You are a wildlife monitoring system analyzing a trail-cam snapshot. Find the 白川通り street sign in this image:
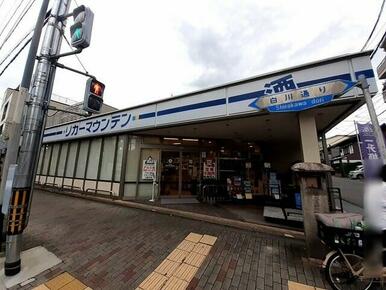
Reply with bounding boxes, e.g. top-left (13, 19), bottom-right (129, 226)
top-left (249, 78), bottom-right (356, 113)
